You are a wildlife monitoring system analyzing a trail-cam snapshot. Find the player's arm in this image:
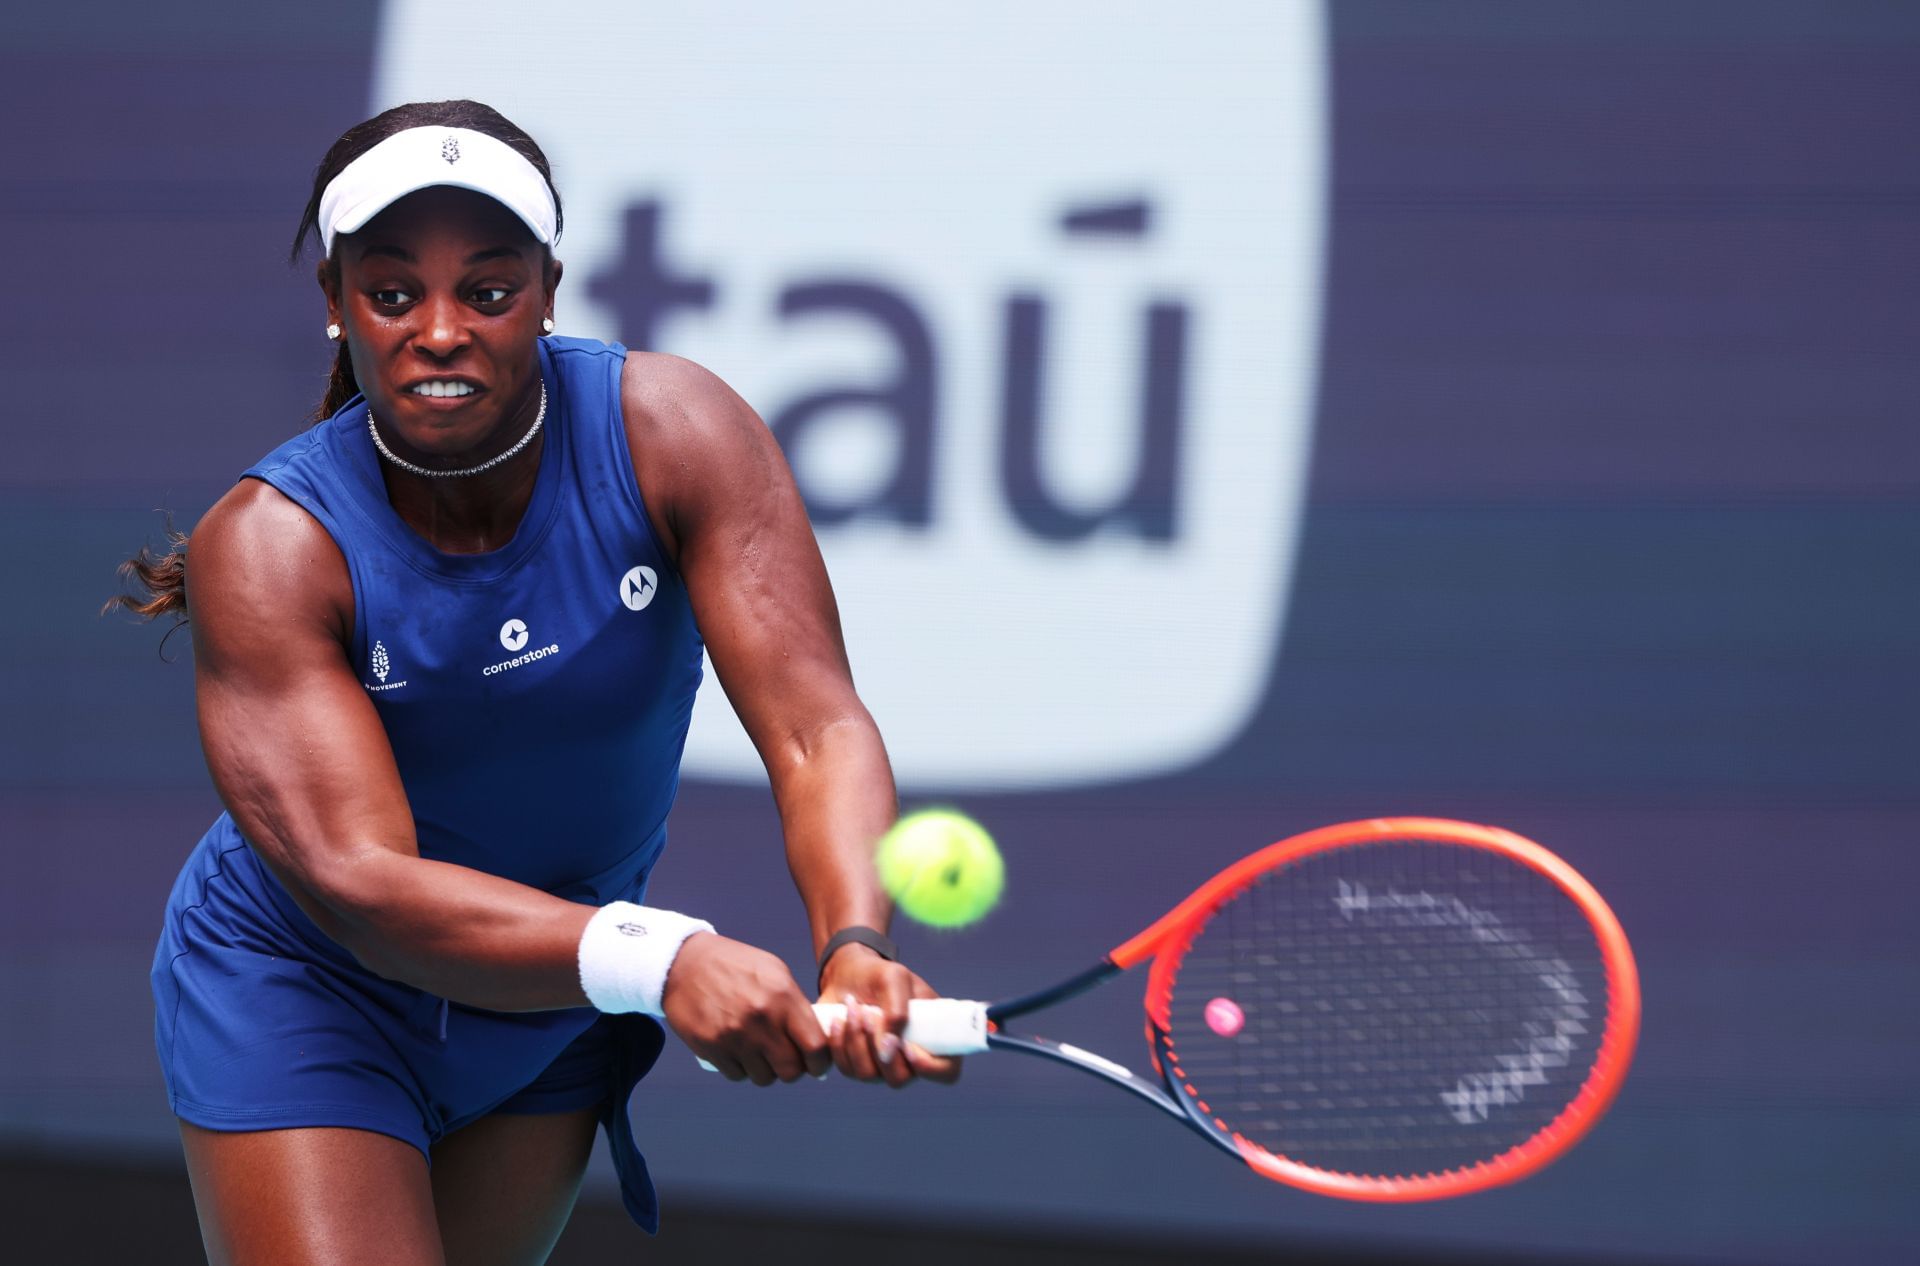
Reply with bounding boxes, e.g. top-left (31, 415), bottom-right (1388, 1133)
top-left (188, 480), bottom-right (823, 1081)
top-left (623, 352), bottom-right (959, 1086)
